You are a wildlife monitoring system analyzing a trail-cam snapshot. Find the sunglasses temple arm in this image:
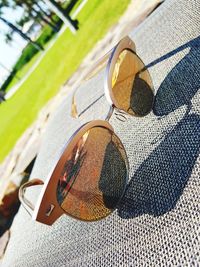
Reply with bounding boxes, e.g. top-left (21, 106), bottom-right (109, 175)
top-left (71, 48), bottom-right (113, 119)
top-left (84, 48), bottom-right (113, 81)
top-left (19, 179), bottom-right (44, 216)
top-left (71, 94), bottom-right (79, 118)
